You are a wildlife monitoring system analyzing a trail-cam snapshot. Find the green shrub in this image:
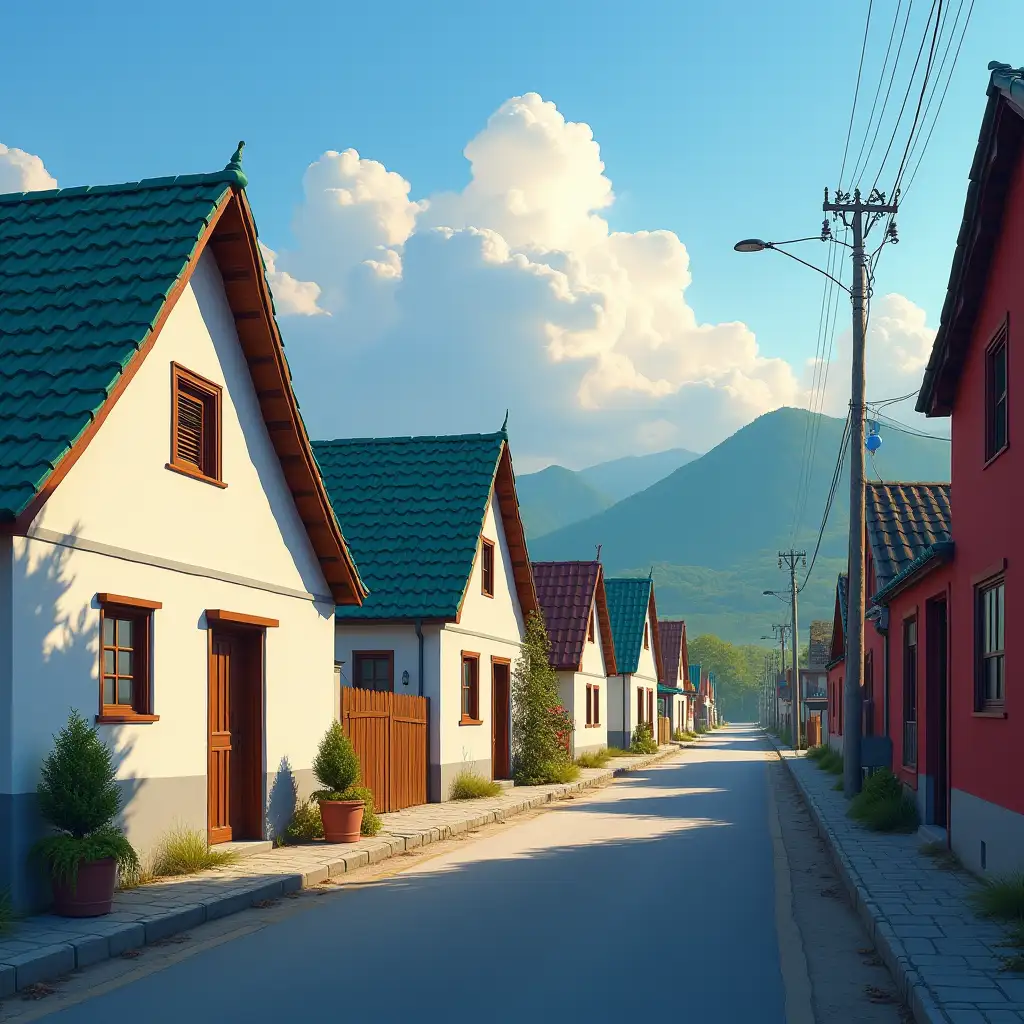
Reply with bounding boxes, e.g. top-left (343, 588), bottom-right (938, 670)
top-left (818, 749), bottom-right (844, 775)
top-left (150, 826), bottom-right (237, 876)
top-left (283, 802), bottom-right (325, 843)
top-left (33, 711), bottom-right (139, 886)
top-left (848, 769), bottom-right (919, 832)
top-left (546, 761), bottom-right (581, 784)
top-left (0, 888), bottom-right (11, 933)
top-left (350, 786), bottom-right (381, 836)
top-left (575, 749), bottom-right (612, 769)
top-left (311, 722), bottom-right (361, 799)
top-left (606, 747), bottom-right (632, 757)
top-left (972, 874), bottom-right (1024, 922)
top-left (449, 771), bottom-right (504, 800)
top-left (673, 729), bottom-right (699, 742)
top-left (512, 611), bottom-right (576, 785)
top-left (806, 744), bottom-right (829, 762)
top-left (629, 721), bottom-right (658, 755)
